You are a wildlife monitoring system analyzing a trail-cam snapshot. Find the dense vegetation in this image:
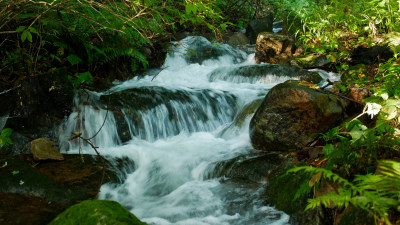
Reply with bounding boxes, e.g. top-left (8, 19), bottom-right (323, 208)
top-left (275, 0), bottom-right (400, 224)
top-left (0, 0), bottom-right (264, 88)
top-left (1, 0), bottom-right (400, 224)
